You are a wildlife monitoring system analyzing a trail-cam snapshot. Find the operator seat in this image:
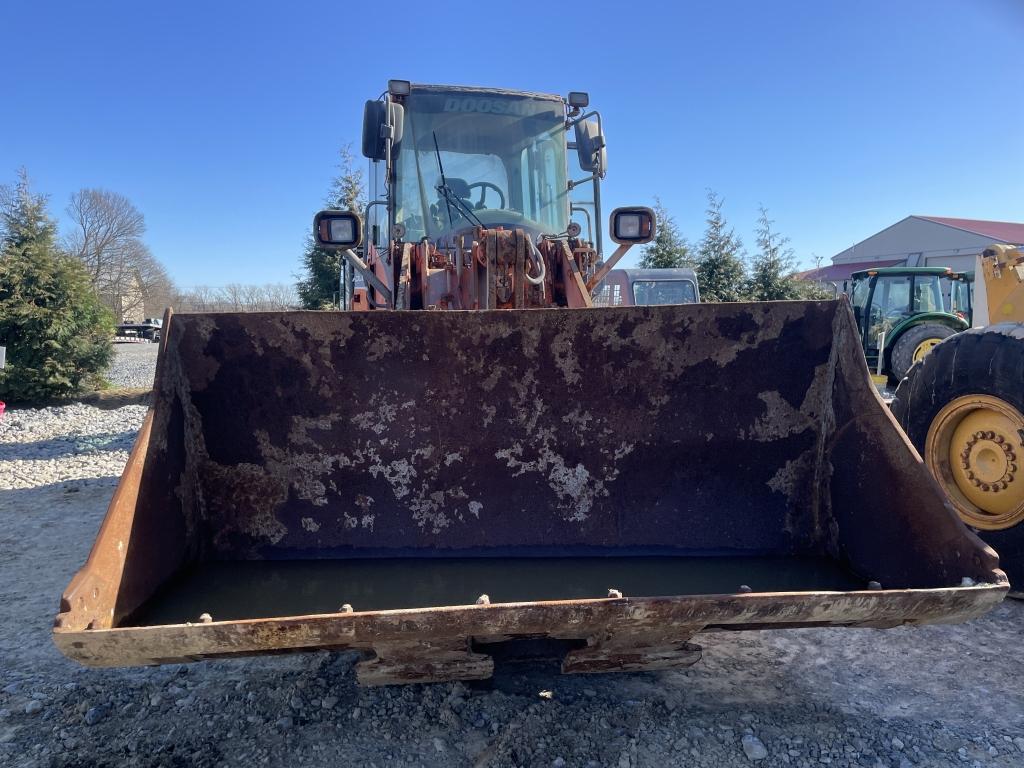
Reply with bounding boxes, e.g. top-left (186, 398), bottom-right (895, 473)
top-left (446, 177), bottom-right (478, 211)
top-left (915, 285), bottom-right (935, 312)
